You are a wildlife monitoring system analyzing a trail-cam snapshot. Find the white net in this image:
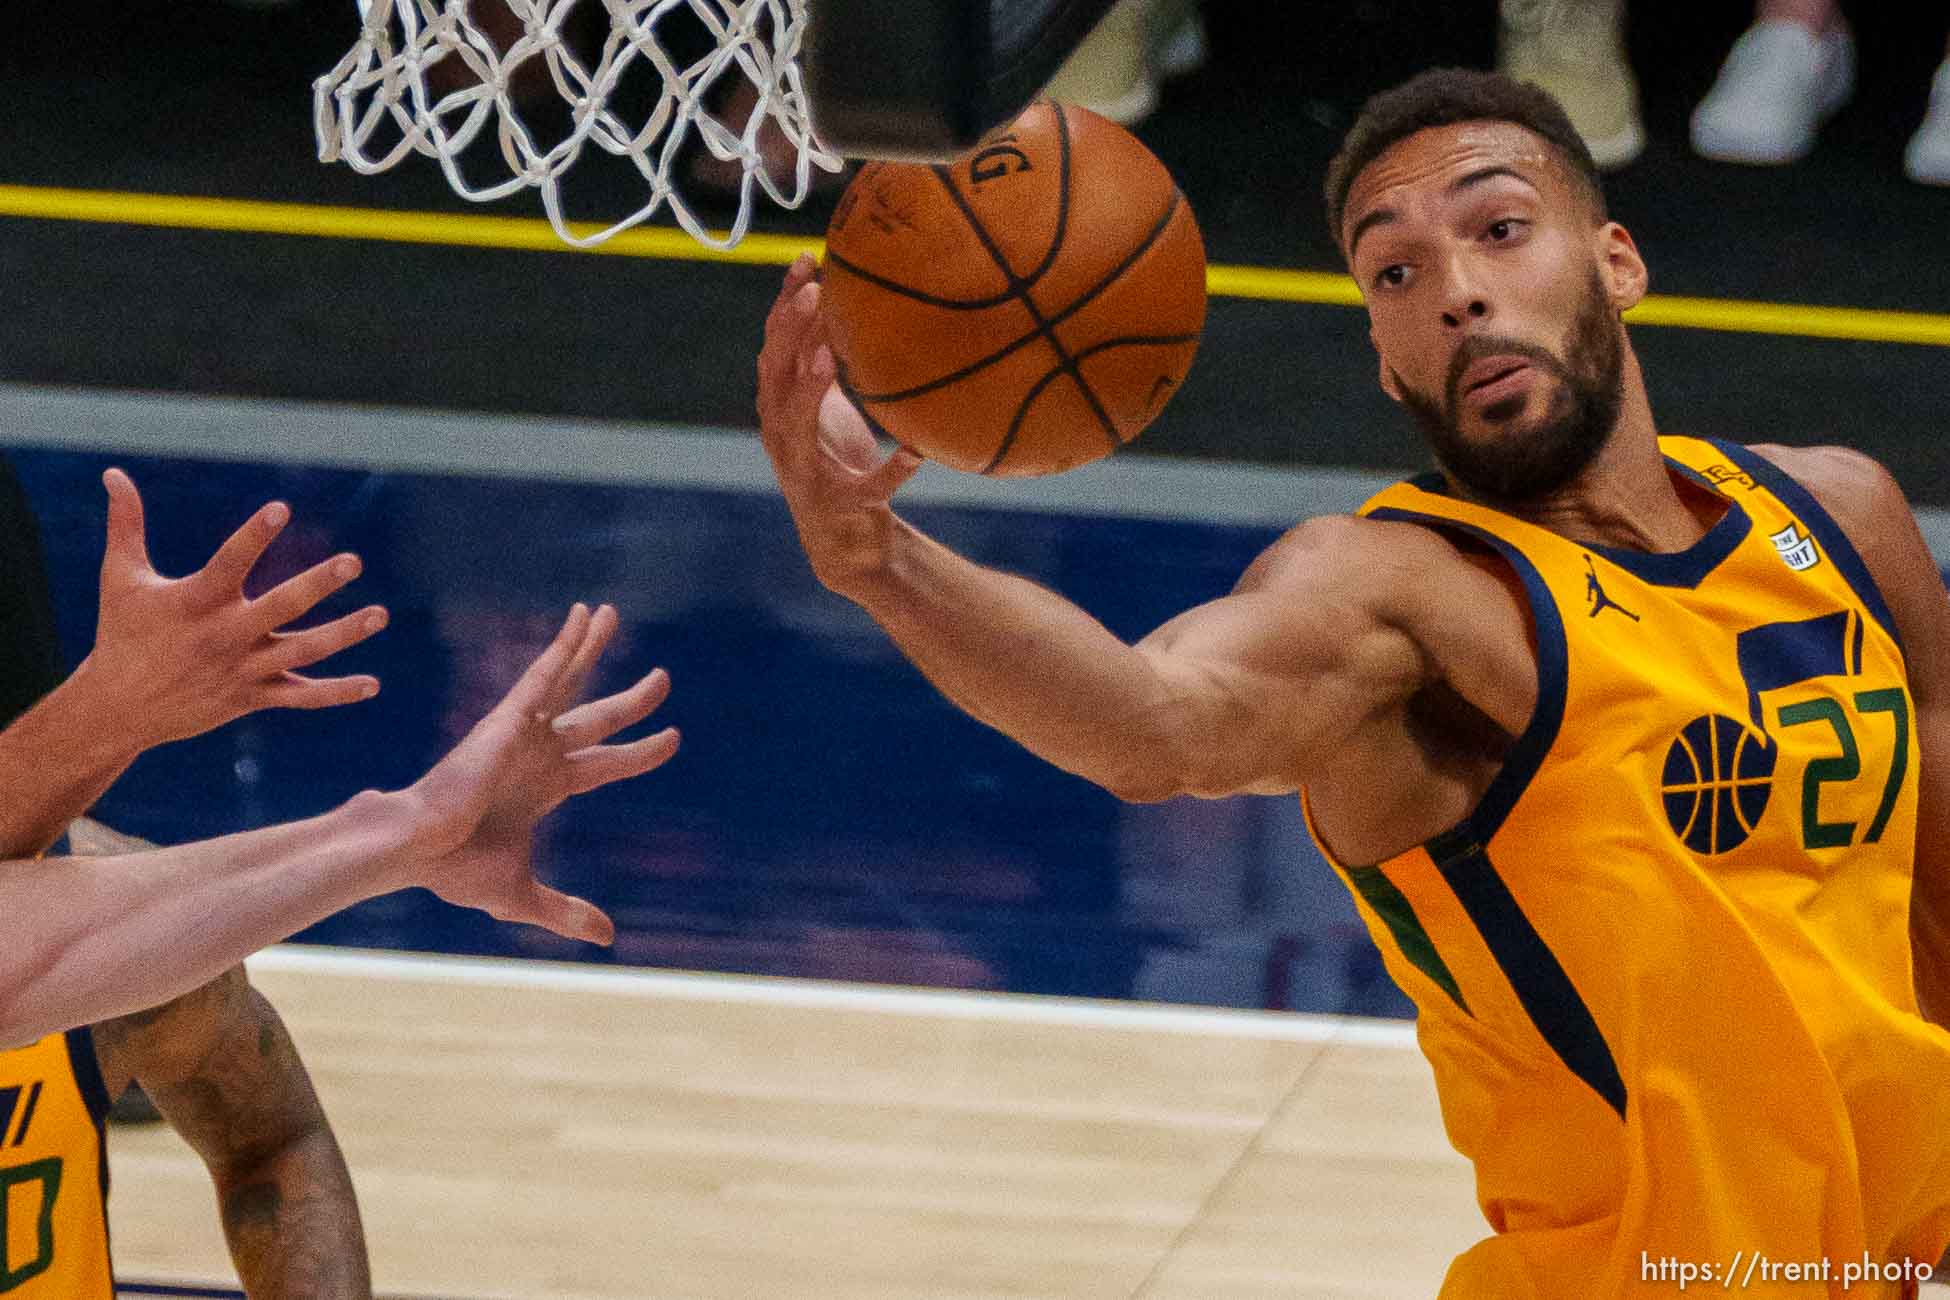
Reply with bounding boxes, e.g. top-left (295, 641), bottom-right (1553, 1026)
top-left (314, 0), bottom-right (842, 249)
